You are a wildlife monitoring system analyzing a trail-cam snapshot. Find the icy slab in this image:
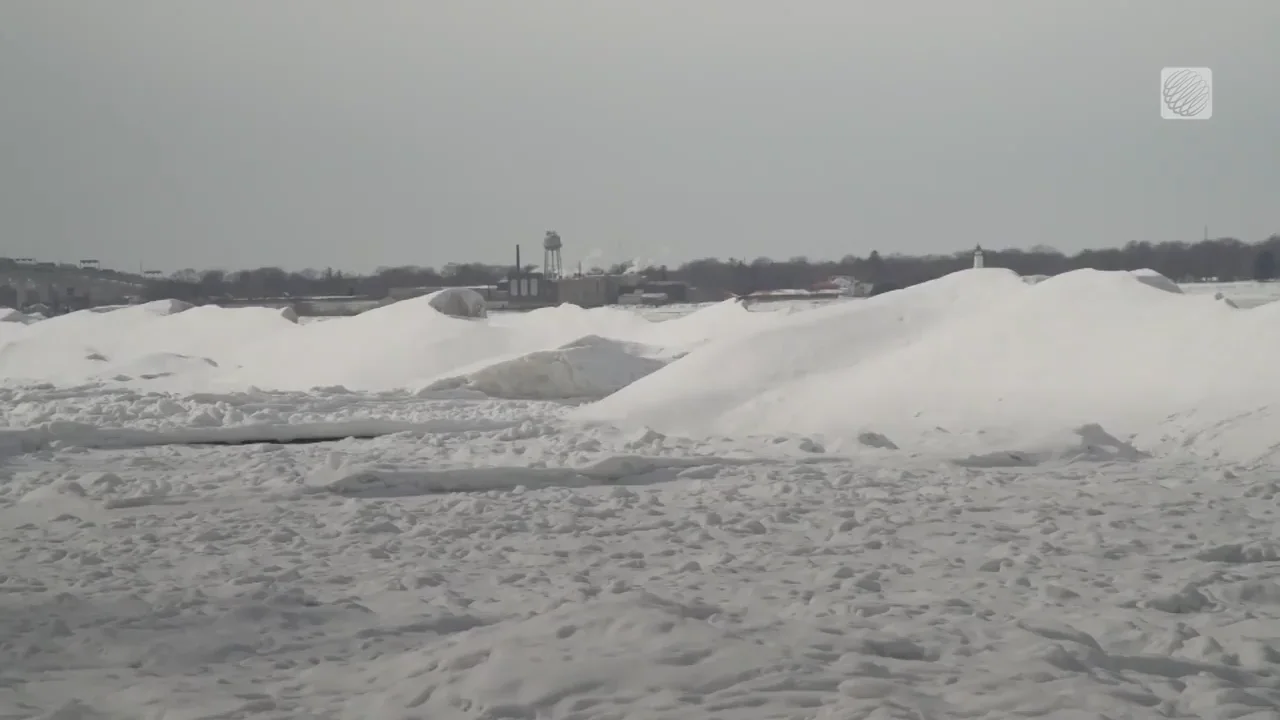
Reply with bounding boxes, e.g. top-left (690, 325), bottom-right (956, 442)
top-left (1, 416), bottom-right (522, 453)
